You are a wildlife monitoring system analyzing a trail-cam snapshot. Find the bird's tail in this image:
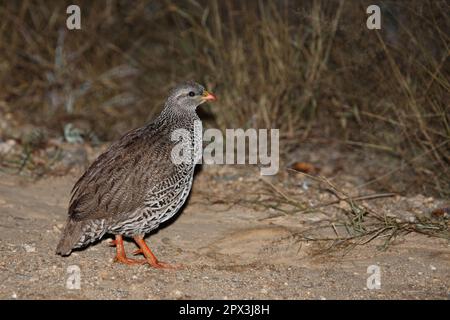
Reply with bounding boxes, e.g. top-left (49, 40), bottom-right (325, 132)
top-left (55, 219), bottom-right (84, 256)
